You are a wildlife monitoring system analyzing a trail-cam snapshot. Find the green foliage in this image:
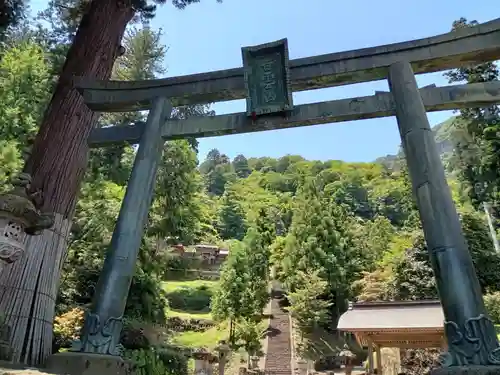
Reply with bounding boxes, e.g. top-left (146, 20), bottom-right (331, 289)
top-left (0, 0), bottom-right (26, 40)
top-left (0, 39), bottom-right (50, 144)
top-left (352, 216), bottom-right (395, 269)
top-left (123, 346), bottom-right (188, 375)
top-left (461, 211), bottom-right (500, 292)
top-left (166, 285), bottom-right (213, 312)
top-left (484, 292), bottom-right (500, 325)
top-left (200, 149), bottom-right (236, 196)
top-left (0, 140), bottom-right (23, 193)
top-left (232, 154), bottom-right (251, 178)
top-left (149, 140), bottom-right (206, 246)
top-left (287, 270), bottom-right (331, 333)
top-left (390, 212), bottom-right (500, 300)
top-left (240, 228), bottom-right (270, 316)
top-left (217, 187), bottom-right (247, 241)
top-left (53, 307), bottom-right (85, 351)
top-left (233, 319), bottom-right (265, 356)
top-left (211, 229), bottom-right (269, 325)
top-left (444, 18), bottom-right (500, 221)
top-left (125, 261), bottom-right (170, 324)
top-left (55, 25), bottom-right (216, 329)
top-left (0, 39), bottom-right (50, 183)
top-left (270, 235), bottom-right (287, 281)
top-left (352, 269), bottom-right (392, 302)
top-left (281, 181), bottom-right (364, 324)
top-left (390, 235), bottom-right (437, 301)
